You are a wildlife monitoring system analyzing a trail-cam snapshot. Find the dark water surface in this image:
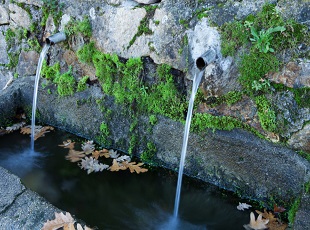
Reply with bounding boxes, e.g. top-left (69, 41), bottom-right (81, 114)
top-left (0, 129), bottom-right (250, 230)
